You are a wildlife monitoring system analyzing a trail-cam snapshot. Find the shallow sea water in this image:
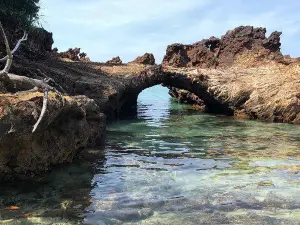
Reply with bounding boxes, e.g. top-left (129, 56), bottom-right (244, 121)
top-left (1, 85), bottom-right (300, 225)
